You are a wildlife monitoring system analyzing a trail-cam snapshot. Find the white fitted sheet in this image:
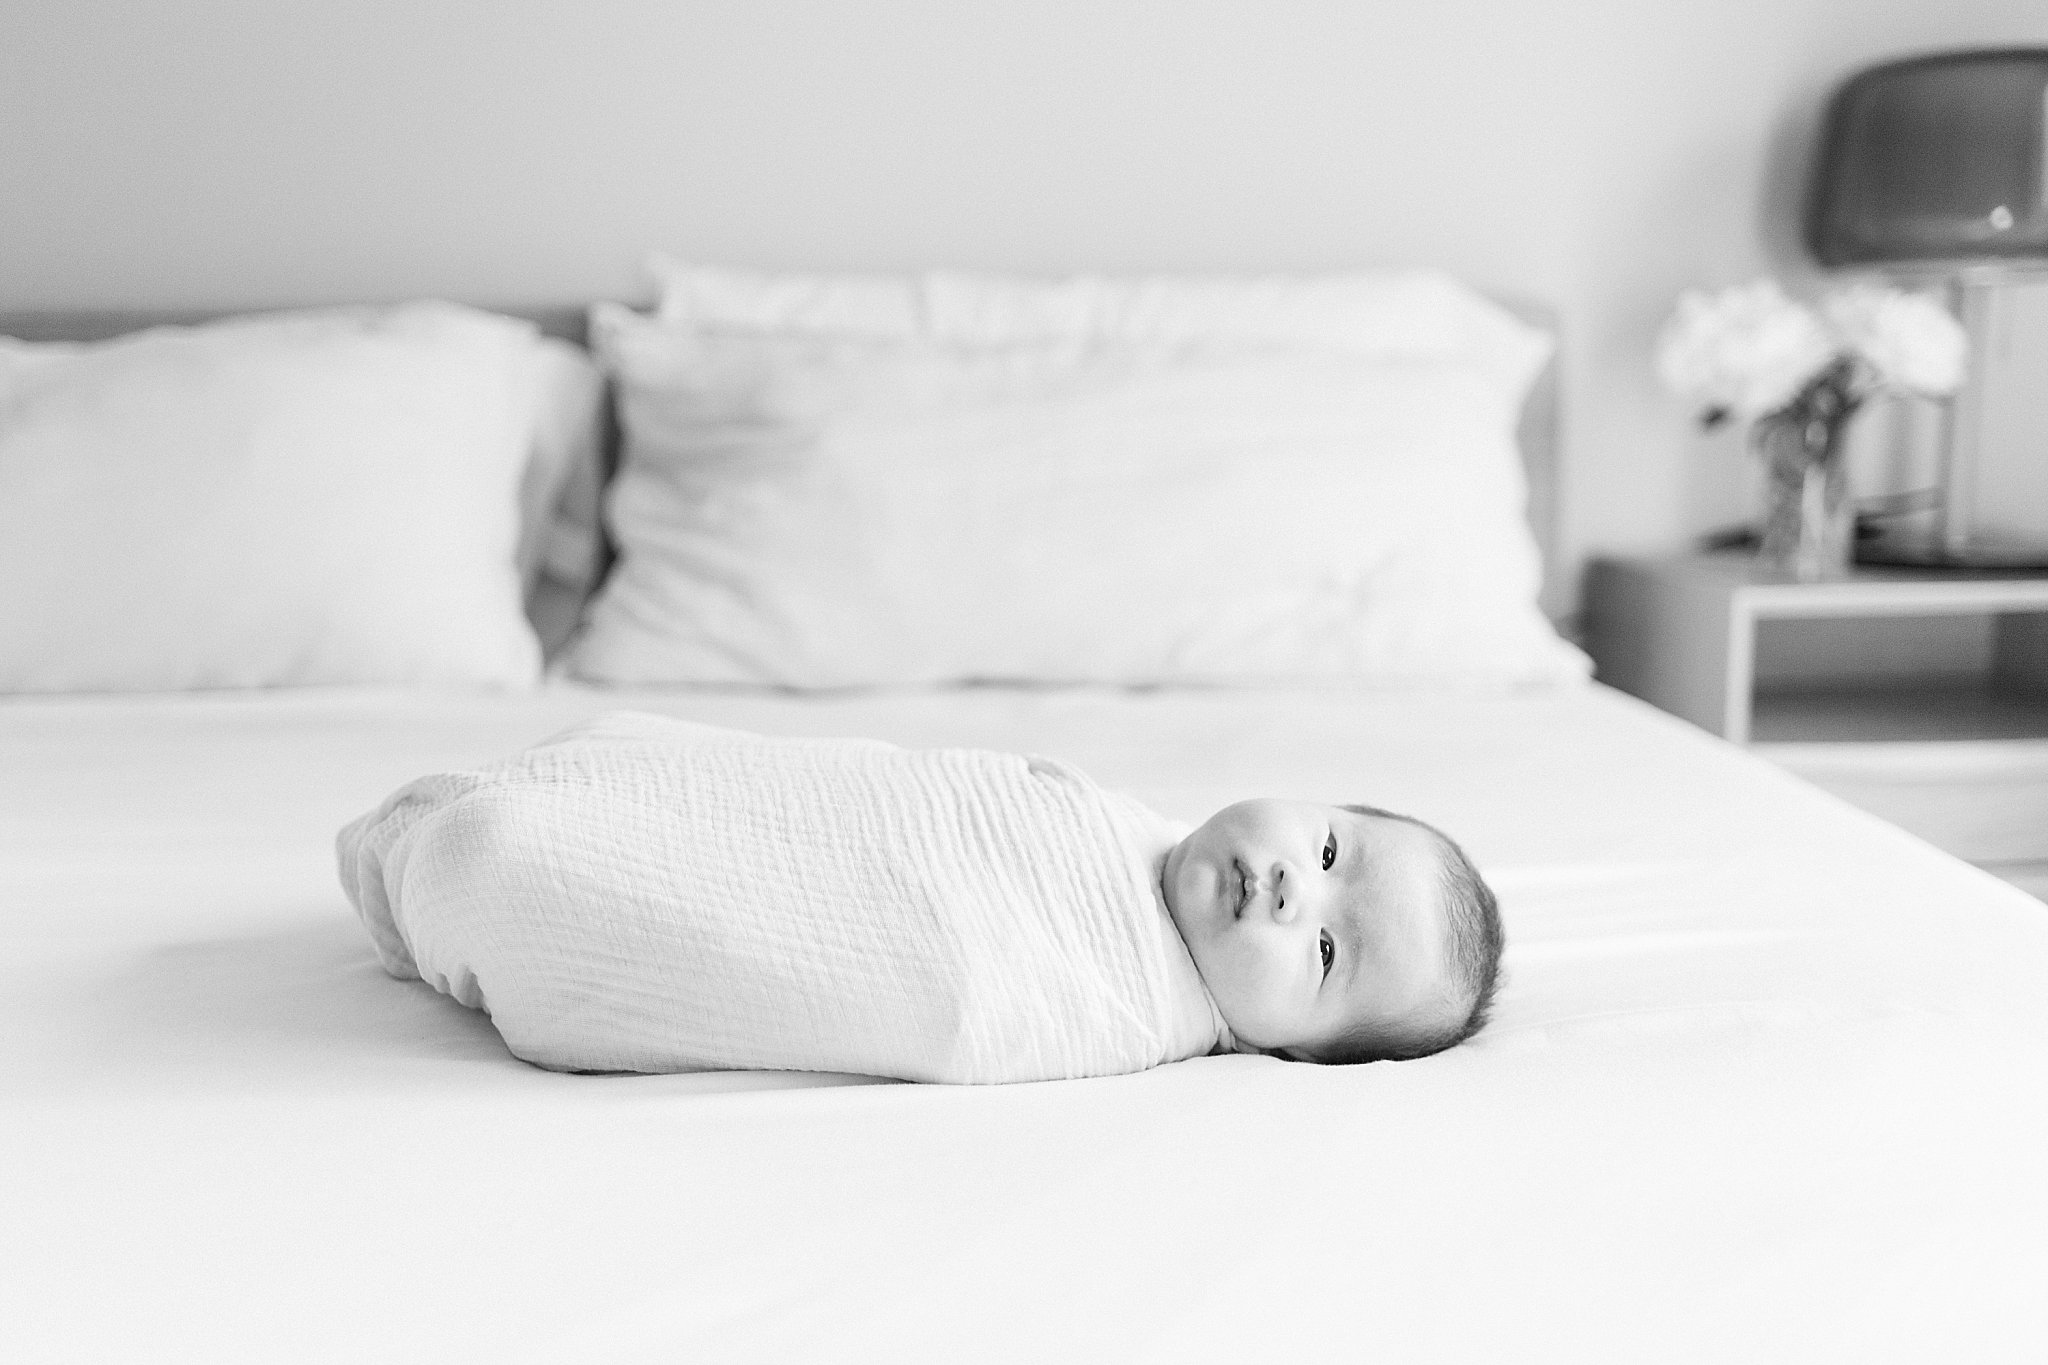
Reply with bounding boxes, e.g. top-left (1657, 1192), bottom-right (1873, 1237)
top-left (5, 682), bottom-right (2047, 1363)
